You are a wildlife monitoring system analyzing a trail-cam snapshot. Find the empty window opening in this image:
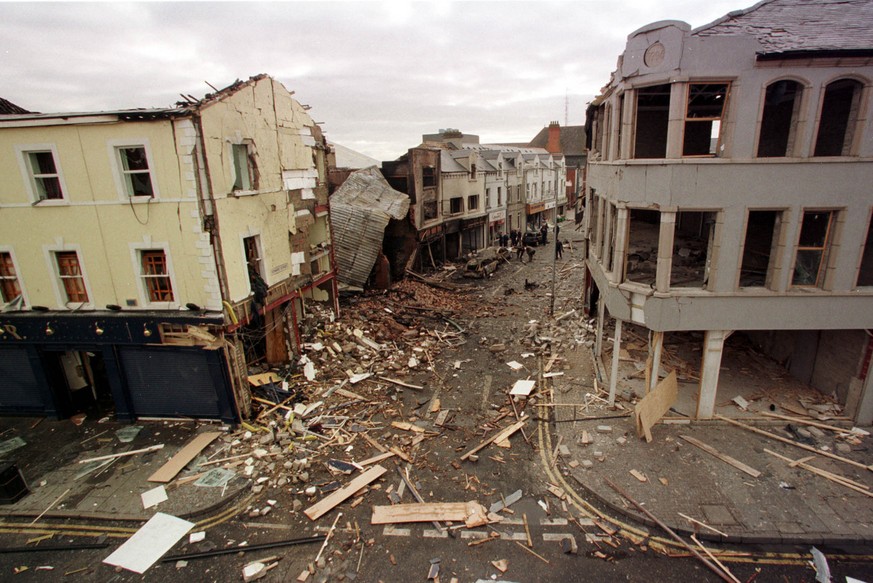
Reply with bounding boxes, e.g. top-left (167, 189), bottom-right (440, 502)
top-left (625, 209), bottom-right (661, 285)
top-left (792, 210), bottom-right (834, 287)
top-left (141, 250), bottom-right (174, 302)
top-left (671, 211), bottom-right (718, 288)
top-left (856, 214), bottom-right (873, 287)
top-left (634, 84), bottom-right (671, 159)
top-left (606, 203), bottom-right (618, 272)
top-left (422, 166), bottom-right (436, 188)
top-left (814, 79), bottom-right (862, 157)
top-left (118, 146), bottom-right (154, 197)
top-left (55, 251), bottom-right (88, 304)
top-left (758, 81), bottom-right (803, 158)
top-left (243, 235), bottom-right (267, 299)
top-left (683, 83), bottom-right (729, 156)
top-left (27, 151), bottom-right (64, 200)
top-left (740, 211), bottom-right (781, 287)
top-left (0, 252), bottom-right (22, 303)
top-left (232, 143), bottom-right (258, 191)
top-left (449, 197), bottom-right (463, 215)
